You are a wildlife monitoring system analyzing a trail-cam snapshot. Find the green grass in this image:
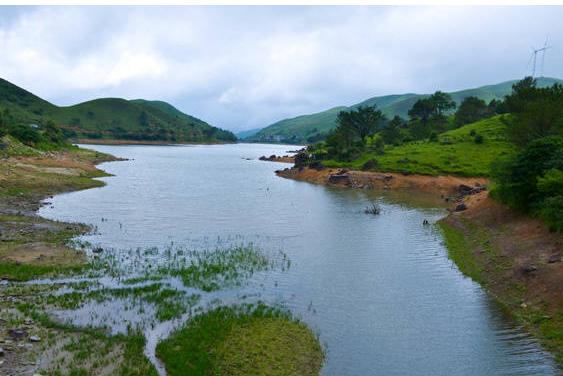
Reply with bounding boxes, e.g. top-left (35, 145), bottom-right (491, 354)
top-left (324, 115), bottom-right (515, 176)
top-left (438, 221), bottom-right (484, 283)
top-left (156, 303), bottom-right (324, 376)
top-left (0, 262), bottom-right (85, 281)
